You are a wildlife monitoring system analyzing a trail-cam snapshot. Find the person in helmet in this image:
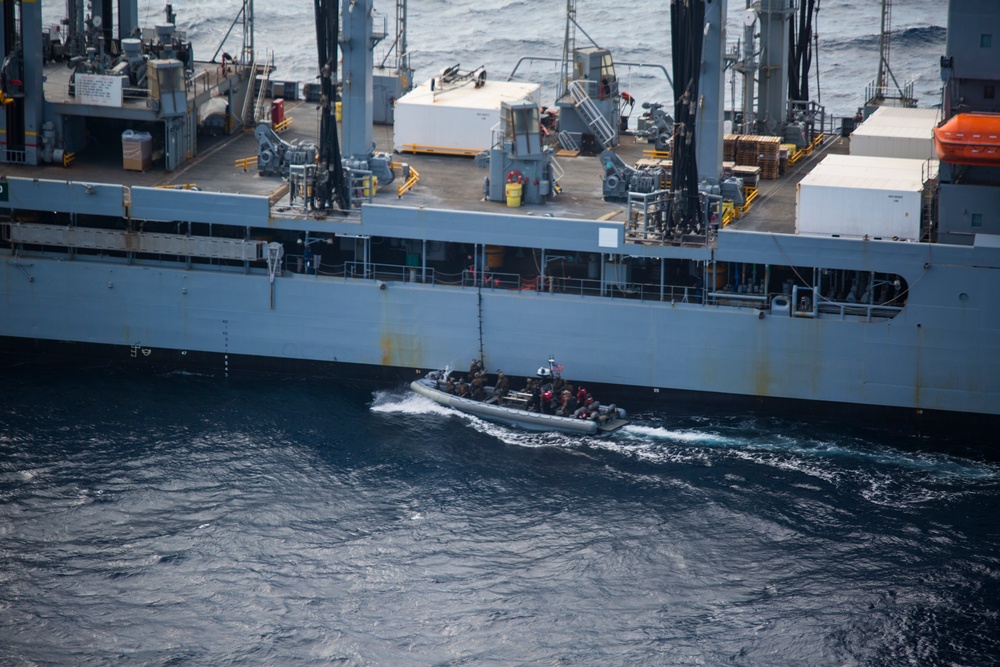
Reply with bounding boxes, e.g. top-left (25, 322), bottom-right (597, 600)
top-left (492, 371), bottom-right (510, 404)
top-left (471, 372), bottom-right (486, 401)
